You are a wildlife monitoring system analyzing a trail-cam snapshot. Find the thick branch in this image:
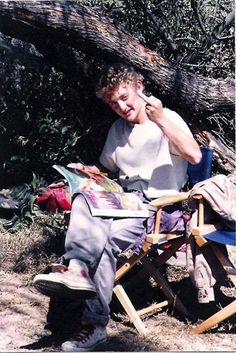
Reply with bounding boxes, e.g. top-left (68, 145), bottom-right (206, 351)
top-left (195, 130), bottom-right (235, 173)
top-left (214, 10), bottom-right (235, 40)
top-left (191, 0), bottom-right (208, 35)
top-left (0, 0), bottom-right (234, 121)
top-left (0, 1), bottom-right (235, 173)
top-left (131, 0), bottom-right (178, 55)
